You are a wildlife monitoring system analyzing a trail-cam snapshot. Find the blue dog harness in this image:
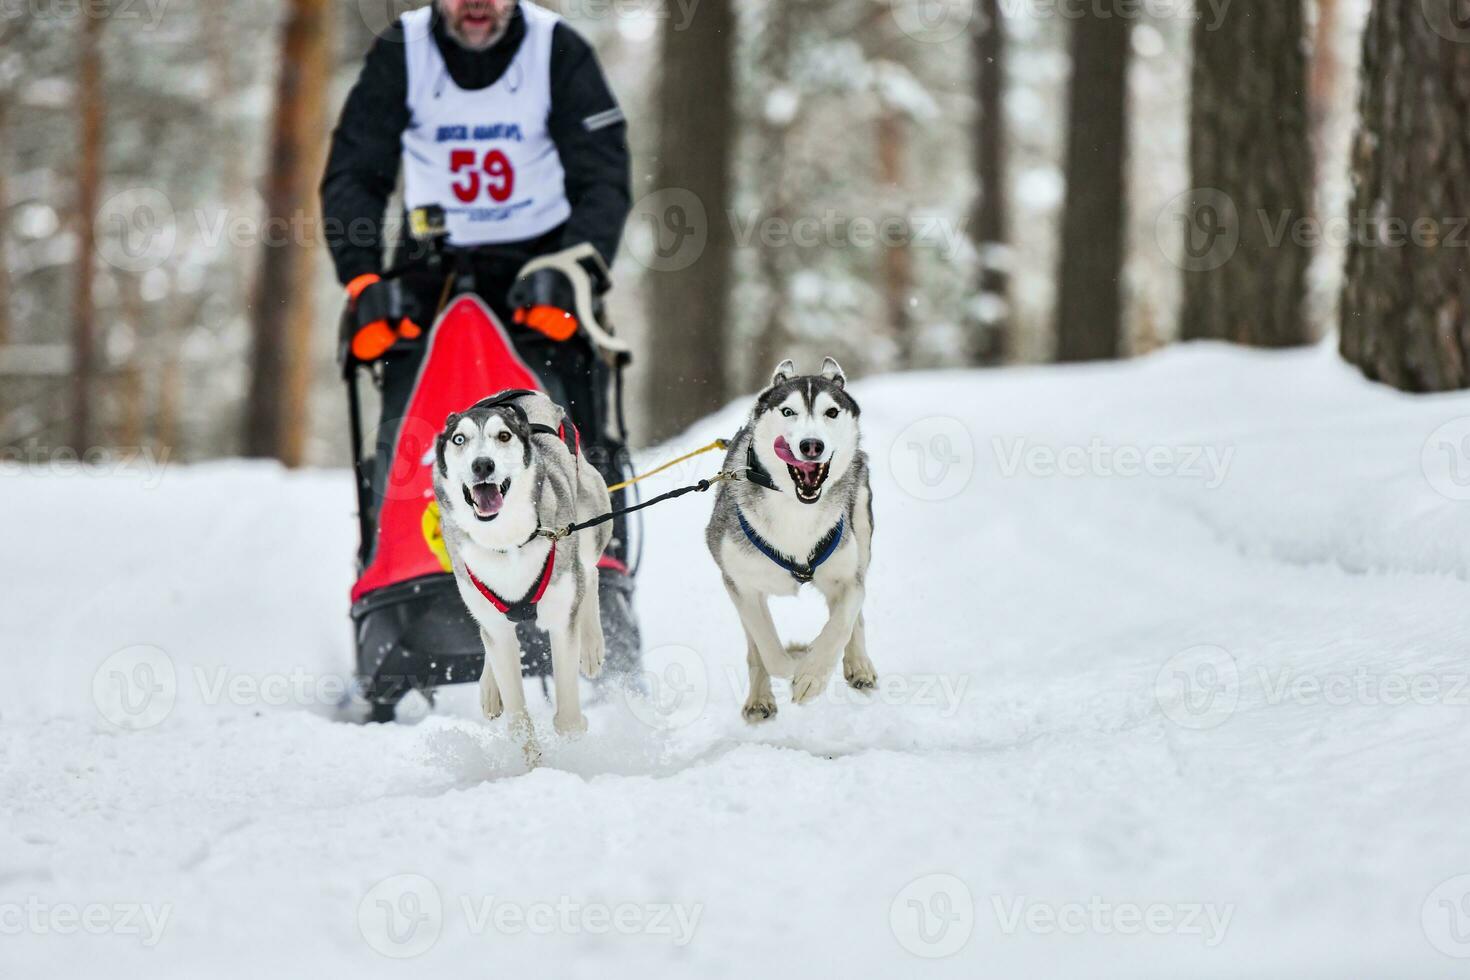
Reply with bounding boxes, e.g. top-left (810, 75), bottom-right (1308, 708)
top-left (735, 509), bottom-right (845, 584)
